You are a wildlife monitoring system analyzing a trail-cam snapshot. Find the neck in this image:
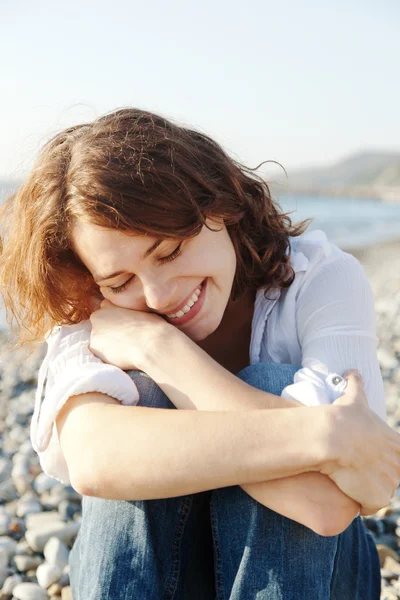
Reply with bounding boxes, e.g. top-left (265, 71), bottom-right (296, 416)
top-left (197, 287), bottom-right (256, 356)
